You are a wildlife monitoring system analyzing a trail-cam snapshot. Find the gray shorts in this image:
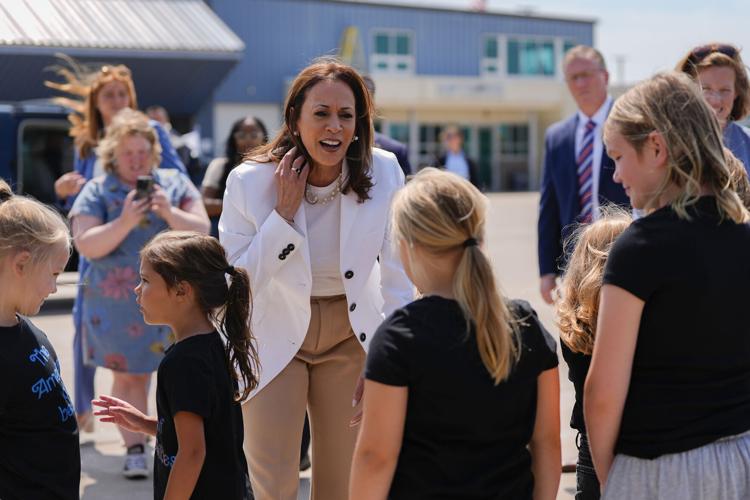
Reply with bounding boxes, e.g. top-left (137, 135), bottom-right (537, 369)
top-left (603, 430), bottom-right (750, 500)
